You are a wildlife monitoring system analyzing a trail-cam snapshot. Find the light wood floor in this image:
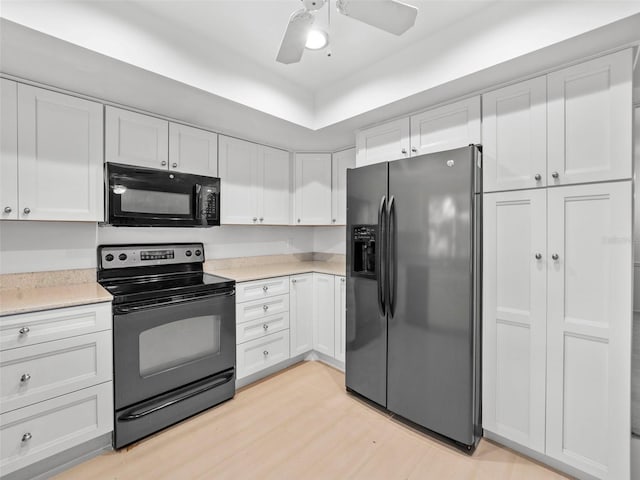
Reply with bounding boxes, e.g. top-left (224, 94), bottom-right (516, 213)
top-left (55, 362), bottom-right (569, 480)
